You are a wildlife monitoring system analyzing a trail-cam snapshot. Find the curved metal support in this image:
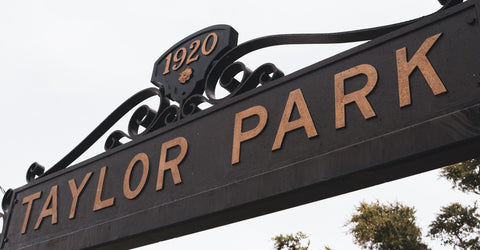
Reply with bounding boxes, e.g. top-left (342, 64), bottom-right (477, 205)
top-left (203, 0), bottom-right (465, 101)
top-left (0, 211), bottom-right (3, 237)
top-left (26, 163), bottom-right (45, 183)
top-left (439, 0), bottom-right (463, 9)
top-left (0, 188), bottom-right (11, 240)
top-left (28, 88), bottom-right (166, 182)
top-left (1, 189), bottom-right (12, 214)
top-left (204, 18), bottom-right (420, 100)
